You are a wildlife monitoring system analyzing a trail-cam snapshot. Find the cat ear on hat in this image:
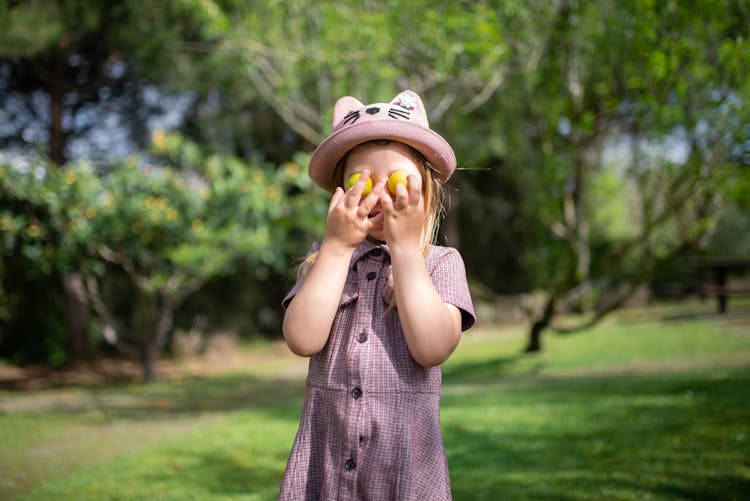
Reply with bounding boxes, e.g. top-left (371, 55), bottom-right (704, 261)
top-left (390, 90), bottom-right (429, 125)
top-left (332, 96), bottom-right (365, 129)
